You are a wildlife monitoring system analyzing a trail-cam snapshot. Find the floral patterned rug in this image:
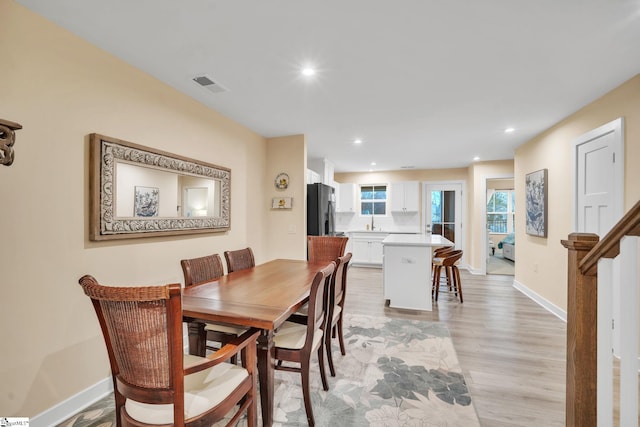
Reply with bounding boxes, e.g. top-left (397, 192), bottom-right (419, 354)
top-left (58, 314), bottom-right (480, 426)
